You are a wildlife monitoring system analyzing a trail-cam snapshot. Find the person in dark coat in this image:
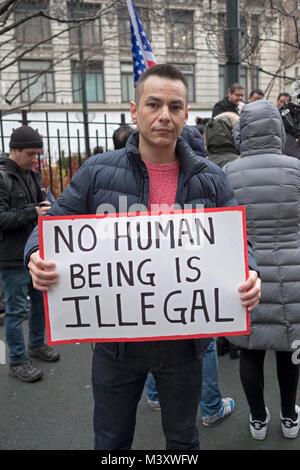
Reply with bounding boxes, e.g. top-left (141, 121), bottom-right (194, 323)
top-left (0, 126), bottom-right (59, 383)
top-left (212, 83), bottom-right (245, 118)
top-left (24, 65), bottom-right (260, 450)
